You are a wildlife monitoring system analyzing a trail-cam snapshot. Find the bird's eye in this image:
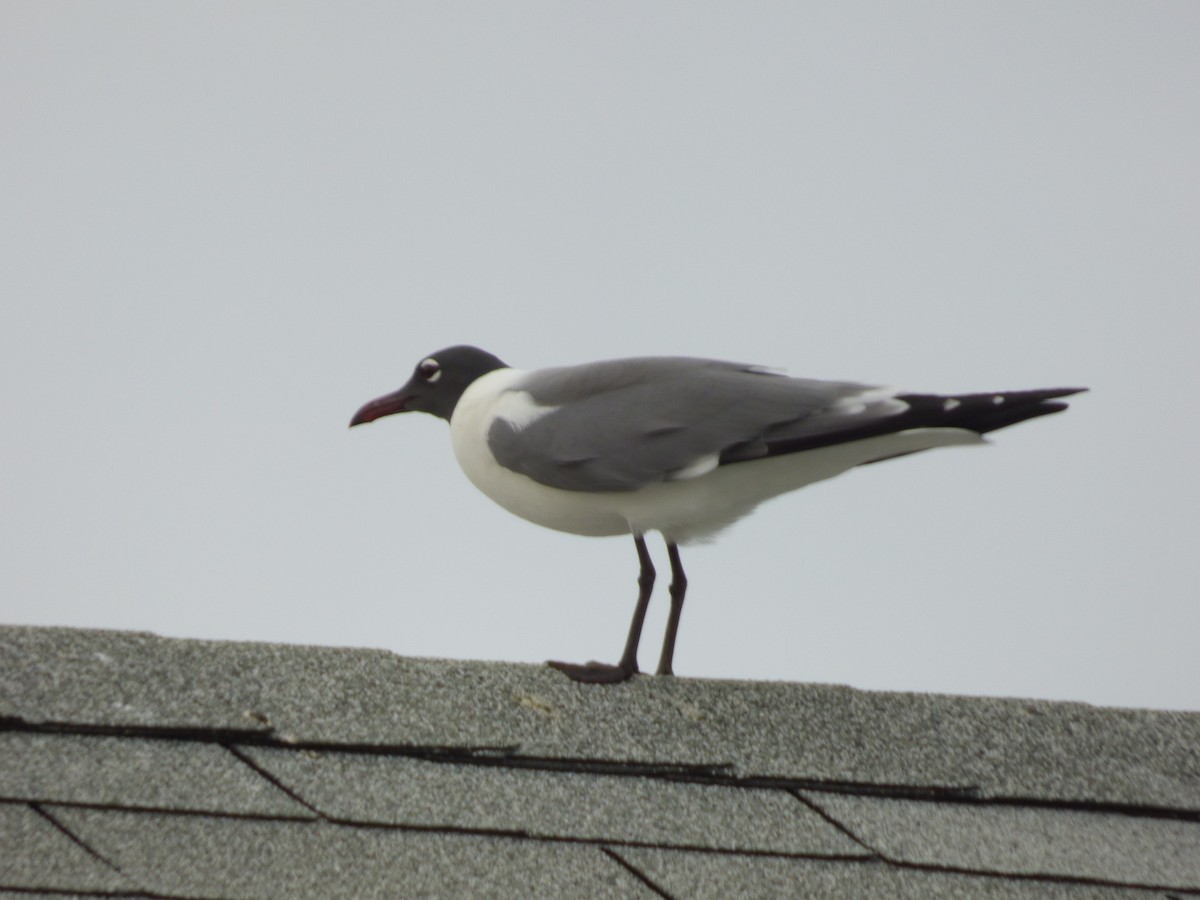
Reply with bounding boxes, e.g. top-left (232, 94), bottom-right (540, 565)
top-left (417, 358), bottom-right (442, 383)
